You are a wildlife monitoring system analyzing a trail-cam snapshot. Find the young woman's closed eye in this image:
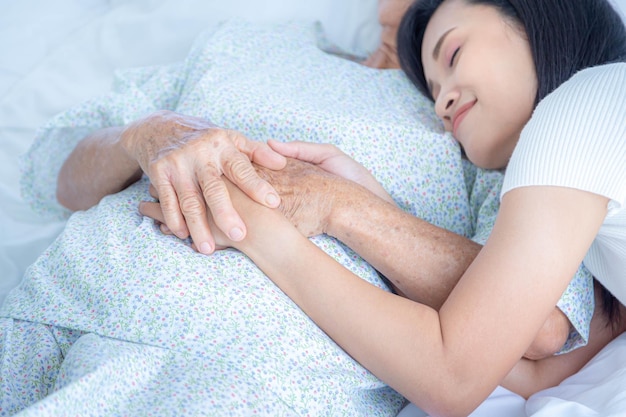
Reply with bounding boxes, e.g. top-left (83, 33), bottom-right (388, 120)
top-left (448, 46), bottom-right (460, 67)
